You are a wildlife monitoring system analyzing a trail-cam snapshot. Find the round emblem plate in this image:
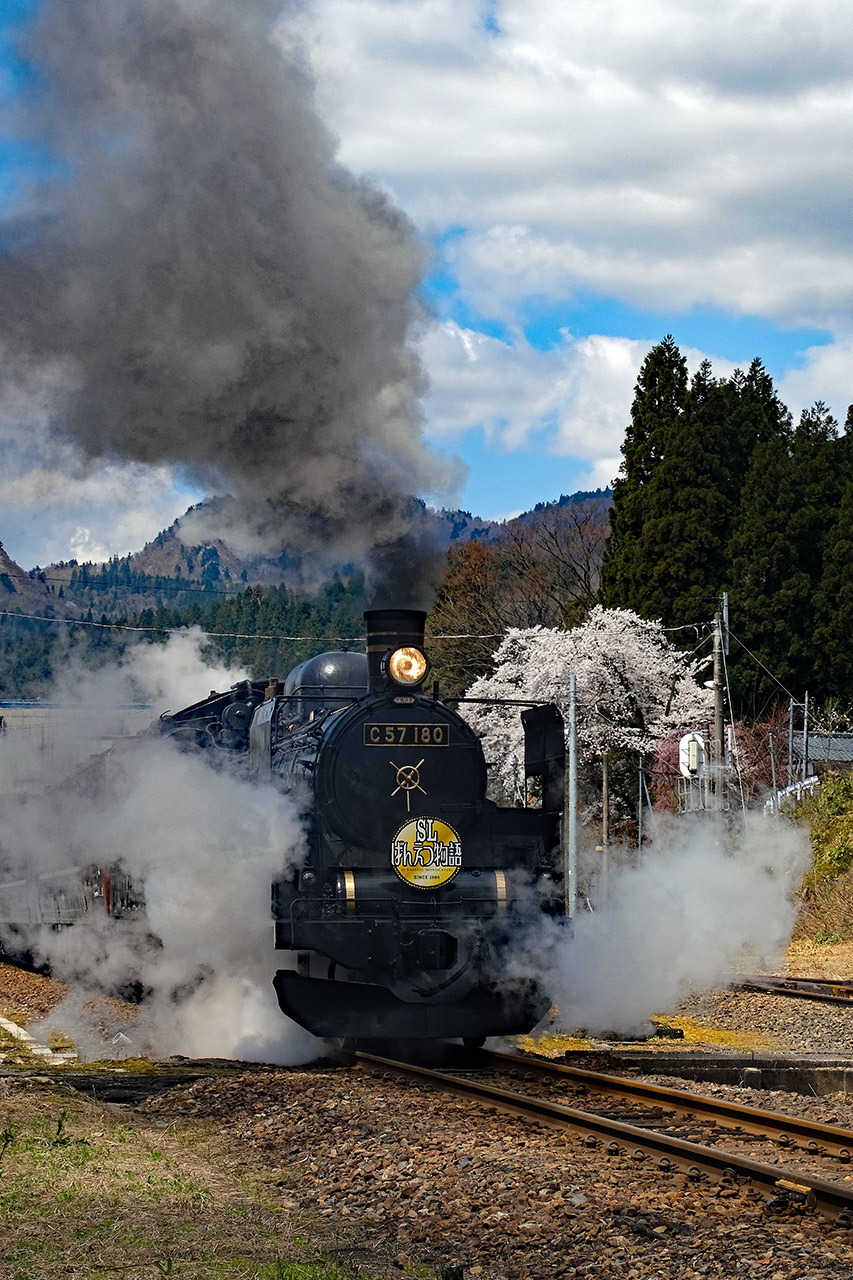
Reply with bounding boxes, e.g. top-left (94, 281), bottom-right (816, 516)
top-left (390, 817), bottom-right (462, 889)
